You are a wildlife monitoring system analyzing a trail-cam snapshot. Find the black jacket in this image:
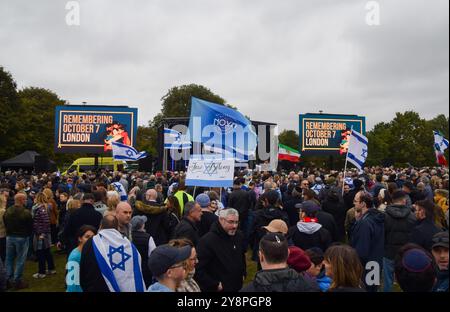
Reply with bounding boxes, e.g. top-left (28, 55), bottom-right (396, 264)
top-left (350, 208), bottom-right (385, 266)
top-left (384, 204), bottom-right (416, 259)
top-left (316, 210), bottom-right (338, 242)
top-left (63, 203), bottom-right (102, 252)
top-left (198, 211), bottom-right (219, 237)
top-left (241, 268), bottom-right (318, 292)
top-left (132, 230), bottom-right (152, 288)
top-left (173, 217), bottom-right (201, 247)
top-left (79, 237), bottom-right (110, 292)
top-left (195, 221), bottom-right (246, 292)
top-left (283, 197), bottom-right (303, 226)
top-left (228, 189), bottom-right (251, 222)
top-left (250, 206), bottom-right (290, 251)
top-left (134, 200), bottom-right (175, 246)
top-left (411, 219), bottom-right (442, 252)
top-left (321, 199), bottom-right (346, 242)
top-left (288, 222), bottom-right (332, 252)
